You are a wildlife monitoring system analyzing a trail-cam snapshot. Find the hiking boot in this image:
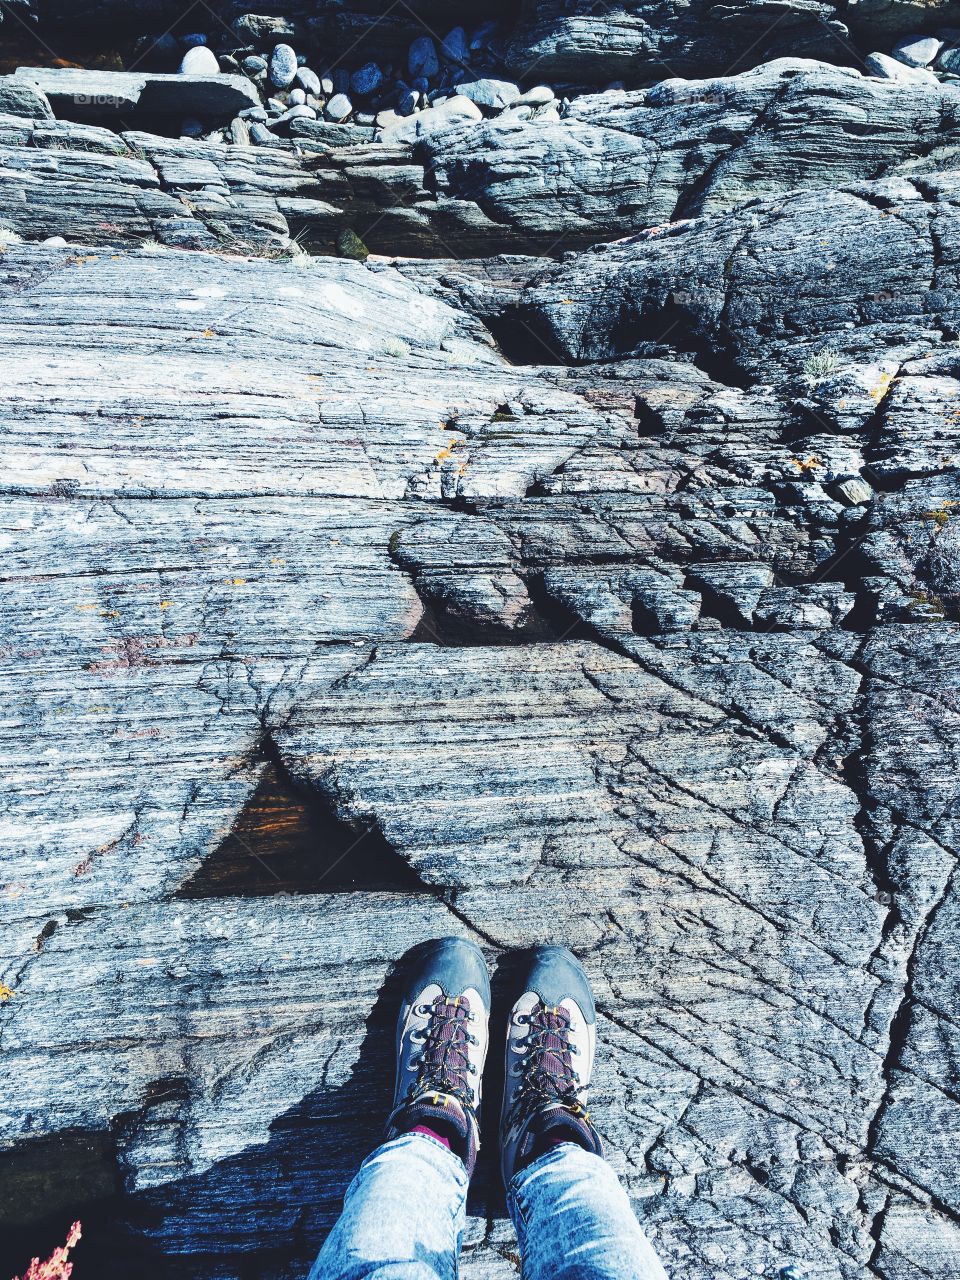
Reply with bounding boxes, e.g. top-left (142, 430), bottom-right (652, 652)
top-left (500, 945), bottom-right (603, 1186)
top-left (385, 936), bottom-right (490, 1175)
